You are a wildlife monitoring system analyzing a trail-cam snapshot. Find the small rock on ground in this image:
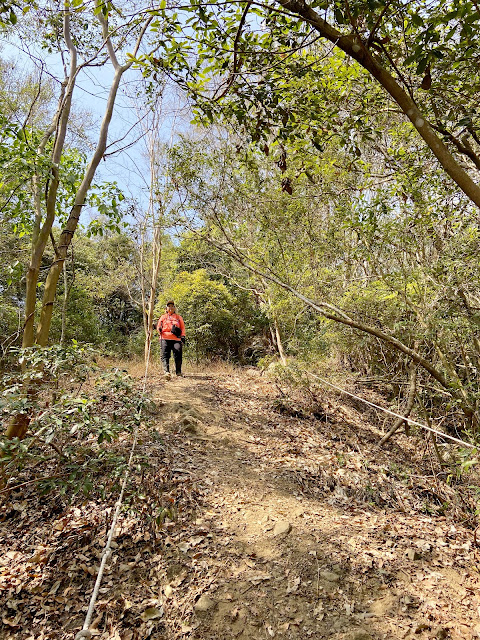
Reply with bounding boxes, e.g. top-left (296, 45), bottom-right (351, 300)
top-left (194, 595), bottom-right (216, 613)
top-left (273, 520), bottom-right (292, 536)
top-left (406, 548), bottom-right (421, 561)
